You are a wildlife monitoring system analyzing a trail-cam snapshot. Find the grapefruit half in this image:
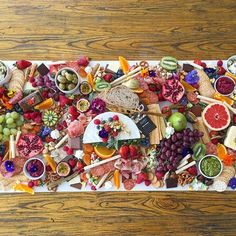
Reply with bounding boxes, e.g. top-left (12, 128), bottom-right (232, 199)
top-left (202, 103), bottom-right (231, 131)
